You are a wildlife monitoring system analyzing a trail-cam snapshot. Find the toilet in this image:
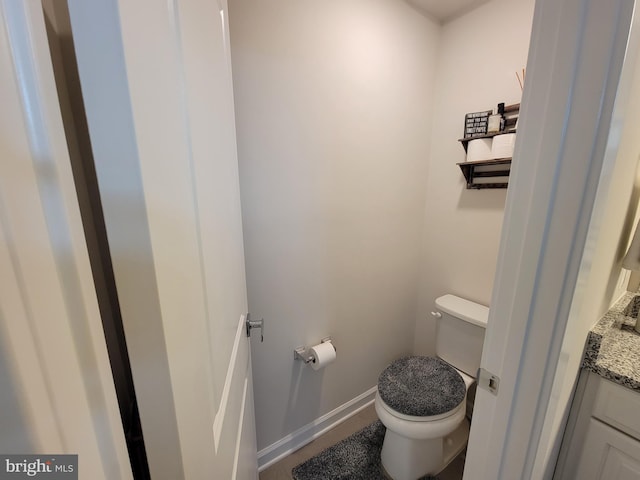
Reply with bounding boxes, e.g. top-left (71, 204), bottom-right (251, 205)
top-left (375, 294), bottom-right (488, 480)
